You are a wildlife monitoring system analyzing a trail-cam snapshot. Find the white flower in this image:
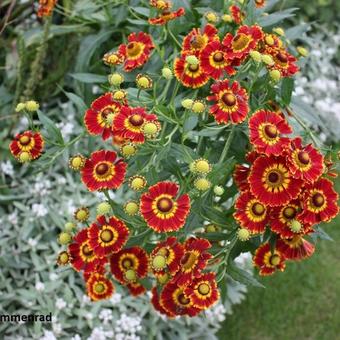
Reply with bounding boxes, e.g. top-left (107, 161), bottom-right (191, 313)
top-left (40, 330), bottom-right (57, 340)
top-left (0, 161), bottom-right (14, 176)
top-left (52, 322), bottom-right (62, 335)
top-left (56, 298), bottom-right (67, 310)
top-left (35, 282), bottom-right (45, 291)
top-left (27, 238), bottom-right (38, 247)
top-left (56, 122), bottom-right (75, 141)
top-left (8, 211), bottom-right (19, 225)
top-left (110, 293), bottom-right (122, 304)
top-left (32, 203), bottom-right (48, 217)
top-left (82, 294), bottom-right (91, 305)
top-left (85, 312), bottom-right (93, 320)
top-left (99, 309), bottom-right (113, 324)
top-left (71, 335), bottom-right (82, 340)
top-left (49, 273), bottom-right (58, 281)
top-left (87, 327), bottom-right (107, 340)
